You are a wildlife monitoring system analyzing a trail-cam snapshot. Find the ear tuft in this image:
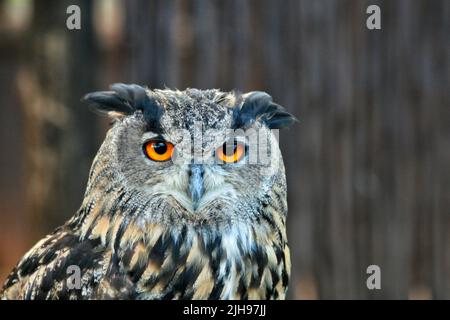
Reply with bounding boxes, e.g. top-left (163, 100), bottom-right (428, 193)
top-left (82, 83), bottom-right (164, 129)
top-left (82, 91), bottom-right (134, 117)
top-left (233, 91), bottom-right (297, 129)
